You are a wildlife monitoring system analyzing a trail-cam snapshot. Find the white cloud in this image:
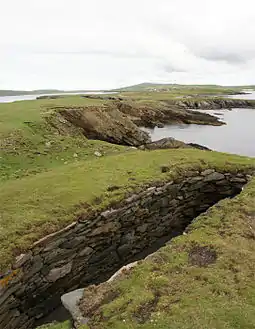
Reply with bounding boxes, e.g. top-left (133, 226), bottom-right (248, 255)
top-left (1, 0), bottom-right (255, 89)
